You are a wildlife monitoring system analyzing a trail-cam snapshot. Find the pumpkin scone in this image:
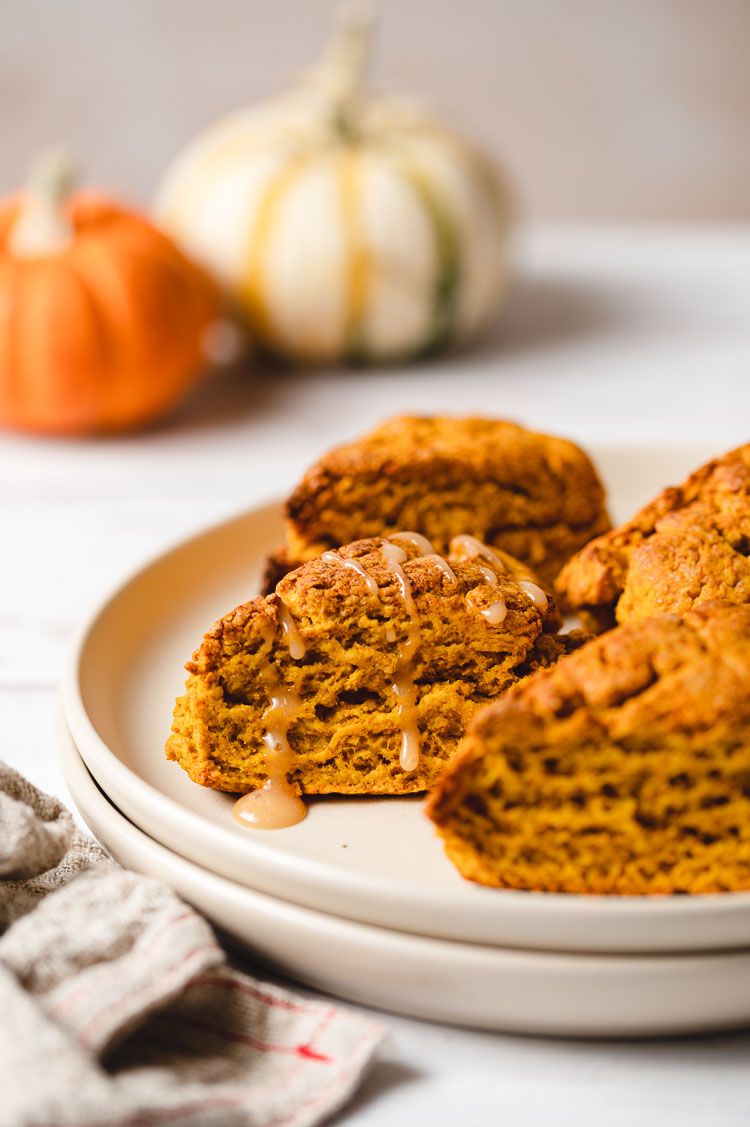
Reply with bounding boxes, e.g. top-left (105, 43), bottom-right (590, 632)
top-left (264, 415), bottom-right (611, 594)
top-left (167, 532), bottom-right (579, 819)
top-left (557, 444), bottom-right (750, 632)
top-left (426, 602), bottom-right (750, 895)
